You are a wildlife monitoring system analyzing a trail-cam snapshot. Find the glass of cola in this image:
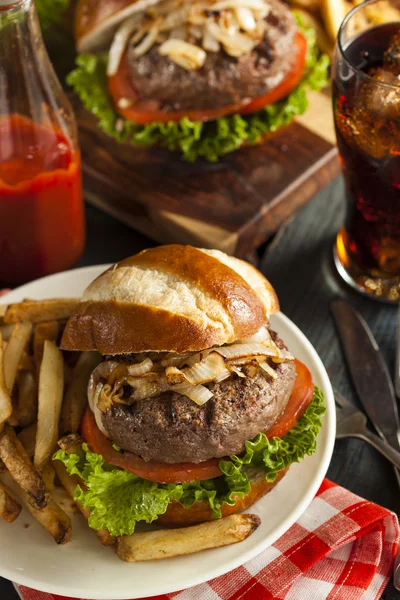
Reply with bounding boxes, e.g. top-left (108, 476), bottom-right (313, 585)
top-left (333, 0), bottom-right (400, 302)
